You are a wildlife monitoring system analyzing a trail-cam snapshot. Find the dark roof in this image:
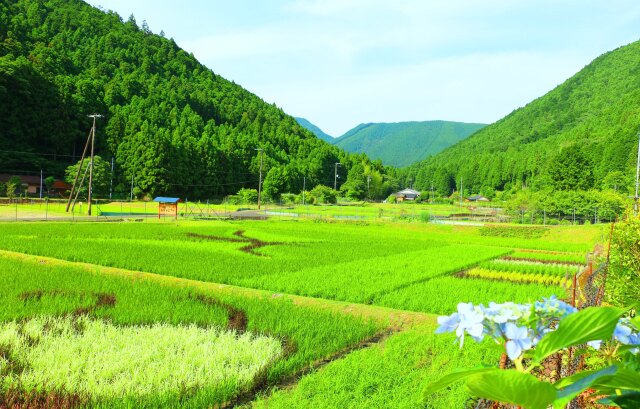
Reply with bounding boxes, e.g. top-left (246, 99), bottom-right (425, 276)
top-left (153, 197), bottom-right (181, 203)
top-left (0, 174), bottom-right (41, 184)
top-left (52, 180), bottom-right (72, 189)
